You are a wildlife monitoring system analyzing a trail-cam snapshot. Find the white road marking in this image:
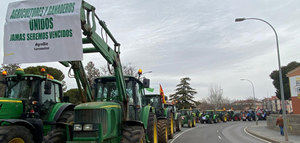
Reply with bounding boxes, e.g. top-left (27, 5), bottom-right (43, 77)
top-left (218, 135), bottom-right (222, 140)
top-left (244, 127), bottom-right (271, 143)
top-left (170, 125), bottom-right (200, 143)
top-left (217, 130), bottom-right (219, 133)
